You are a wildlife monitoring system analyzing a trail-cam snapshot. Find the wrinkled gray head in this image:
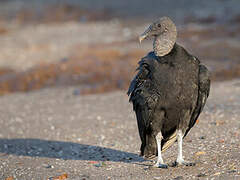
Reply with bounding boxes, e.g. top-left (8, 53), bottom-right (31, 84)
top-left (139, 17), bottom-right (177, 56)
